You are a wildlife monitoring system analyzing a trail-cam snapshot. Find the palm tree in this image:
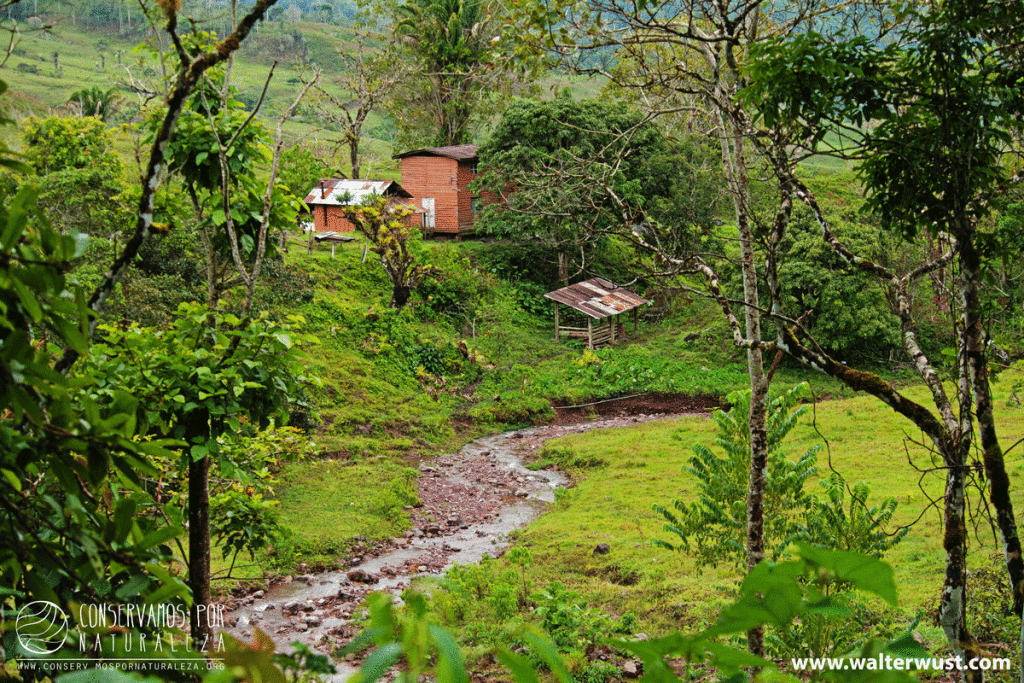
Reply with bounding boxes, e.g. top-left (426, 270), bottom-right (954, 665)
top-left (393, 0), bottom-right (489, 146)
top-left (67, 87), bottom-right (122, 122)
